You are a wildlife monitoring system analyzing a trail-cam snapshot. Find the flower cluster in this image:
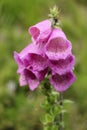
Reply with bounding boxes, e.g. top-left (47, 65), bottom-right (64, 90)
top-left (14, 20), bottom-right (76, 92)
